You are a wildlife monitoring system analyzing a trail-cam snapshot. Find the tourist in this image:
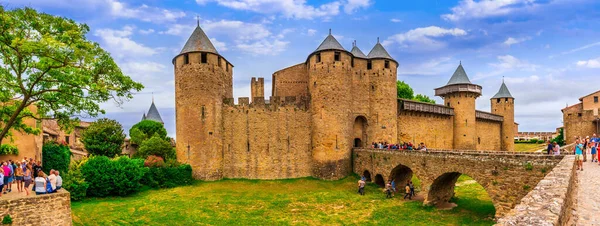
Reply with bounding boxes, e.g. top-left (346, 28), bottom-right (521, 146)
top-left (553, 142), bottom-right (560, 156)
top-left (32, 160), bottom-right (42, 178)
top-left (391, 179), bottom-right (396, 194)
top-left (361, 174), bottom-right (366, 181)
top-left (591, 133), bottom-right (599, 163)
top-left (7, 160), bottom-right (14, 192)
top-left (409, 181), bottom-right (415, 197)
top-left (55, 170), bottom-right (62, 190)
top-left (574, 141), bottom-right (584, 171)
top-left (546, 141), bottom-right (553, 155)
top-left (23, 165), bottom-right (32, 196)
top-left (48, 169), bottom-right (57, 193)
top-left (2, 161), bottom-right (11, 194)
top-left (586, 142), bottom-right (594, 164)
top-left (403, 183), bottom-right (411, 200)
top-left (15, 162), bottom-right (24, 193)
top-left (385, 181), bottom-right (393, 198)
top-left (34, 171), bottom-right (47, 195)
top-left (357, 179), bottom-right (365, 195)
top-left (583, 137), bottom-right (589, 162)
top-left (419, 143), bottom-right (427, 151)
top-left (0, 168), bottom-right (3, 197)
